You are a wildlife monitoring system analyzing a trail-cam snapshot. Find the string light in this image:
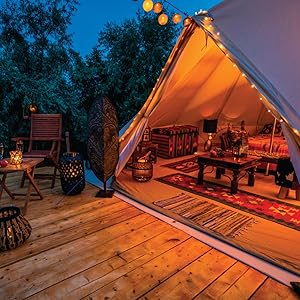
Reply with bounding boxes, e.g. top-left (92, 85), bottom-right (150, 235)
top-left (153, 2), bottom-right (163, 14)
top-left (142, 0), bottom-right (153, 12)
top-left (158, 13), bottom-right (168, 25)
top-left (139, 0), bottom-right (189, 25)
